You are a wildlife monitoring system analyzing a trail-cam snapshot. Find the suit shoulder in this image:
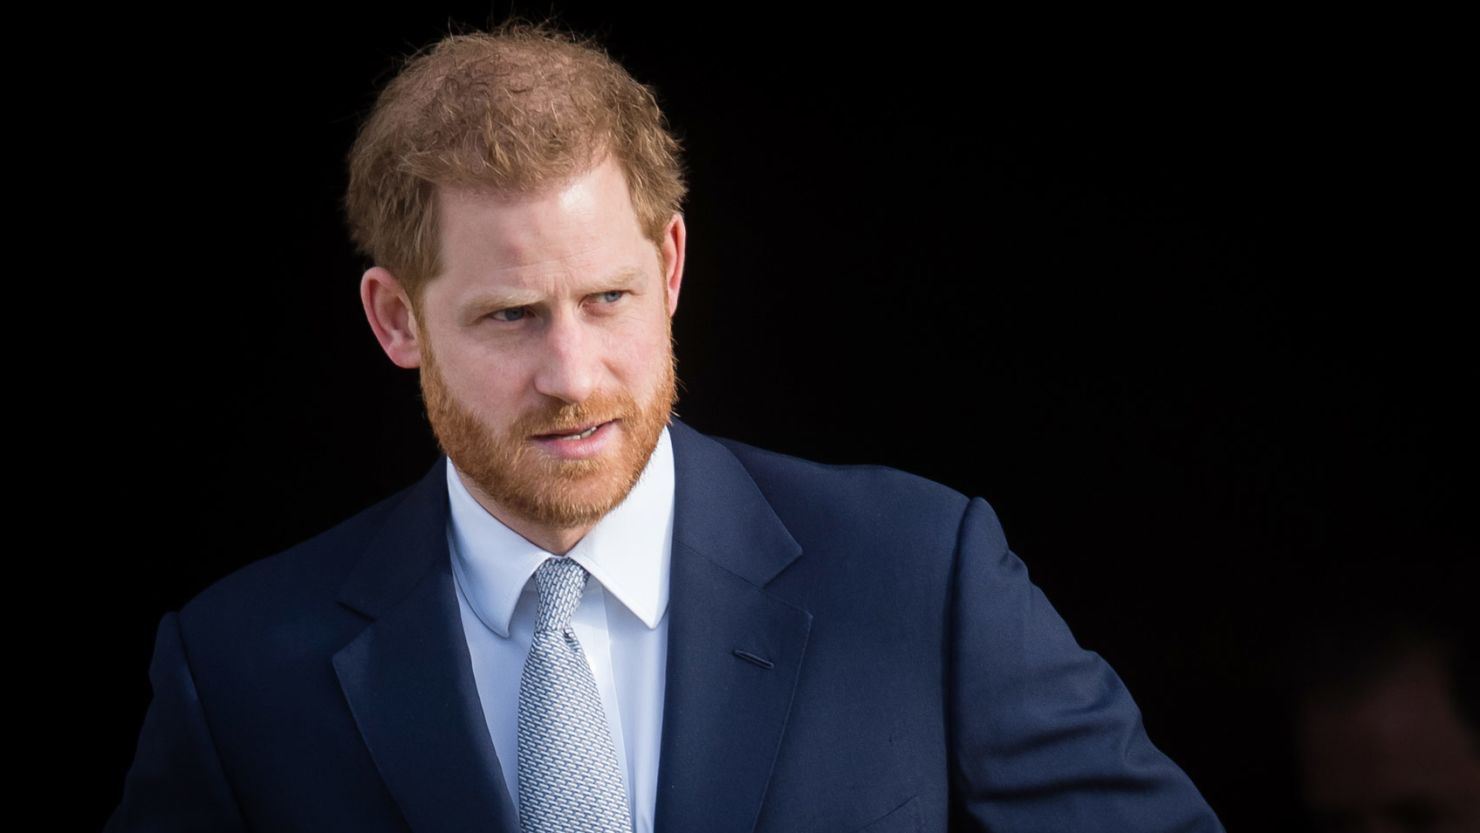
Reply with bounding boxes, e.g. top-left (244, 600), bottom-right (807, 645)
top-left (715, 434), bottom-right (970, 506)
top-left (712, 435), bottom-right (974, 543)
top-left (175, 473), bottom-right (421, 639)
